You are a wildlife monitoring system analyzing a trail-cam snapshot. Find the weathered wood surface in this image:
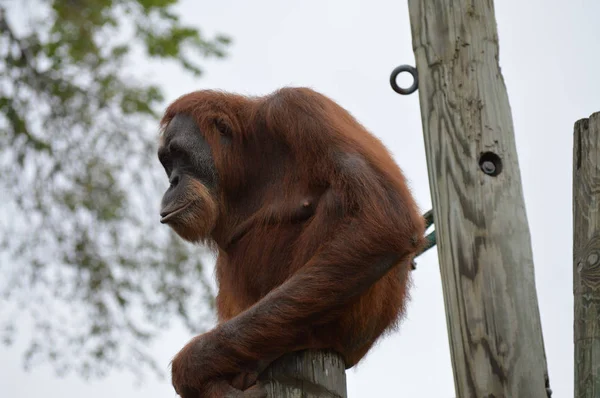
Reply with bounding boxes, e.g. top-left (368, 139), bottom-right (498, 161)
top-left (573, 112), bottom-right (600, 398)
top-left (406, 0), bottom-right (549, 396)
top-left (260, 350), bottom-right (347, 398)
